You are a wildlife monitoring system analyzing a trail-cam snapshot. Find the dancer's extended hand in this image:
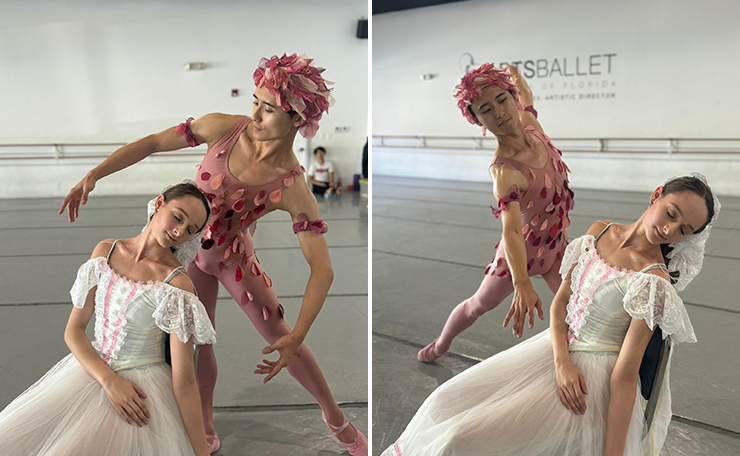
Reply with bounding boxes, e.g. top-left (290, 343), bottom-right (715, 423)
top-left (59, 173), bottom-right (97, 222)
top-left (257, 333), bottom-right (303, 383)
top-left (555, 362), bottom-right (588, 415)
top-left (503, 282), bottom-right (544, 338)
top-left (102, 375), bottom-right (150, 426)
